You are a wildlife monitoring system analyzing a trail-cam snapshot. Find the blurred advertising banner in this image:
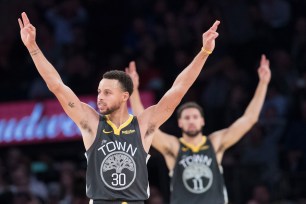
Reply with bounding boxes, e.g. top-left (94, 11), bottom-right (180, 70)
top-left (0, 92), bottom-right (154, 146)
